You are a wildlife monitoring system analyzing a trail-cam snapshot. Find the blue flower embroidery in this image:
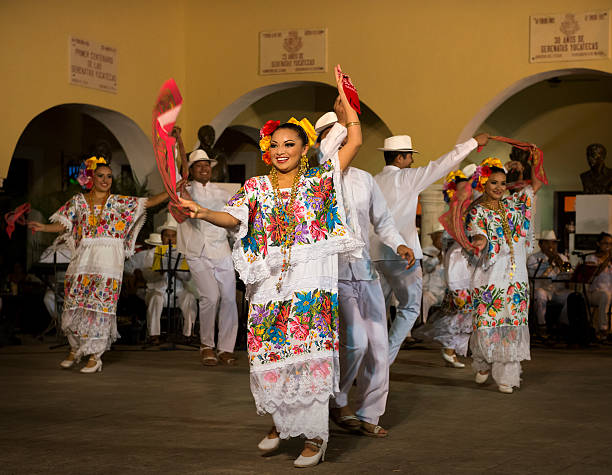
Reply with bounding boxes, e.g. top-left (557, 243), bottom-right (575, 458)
top-left (295, 291), bottom-right (317, 314)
